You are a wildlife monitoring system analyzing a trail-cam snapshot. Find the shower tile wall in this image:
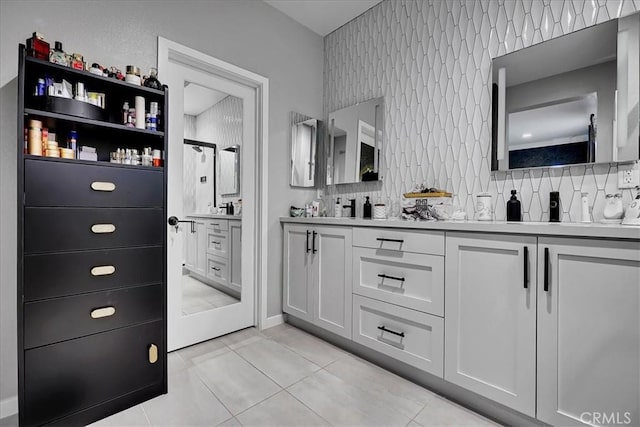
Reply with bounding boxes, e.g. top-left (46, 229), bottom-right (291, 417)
top-left (323, 0), bottom-right (639, 221)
